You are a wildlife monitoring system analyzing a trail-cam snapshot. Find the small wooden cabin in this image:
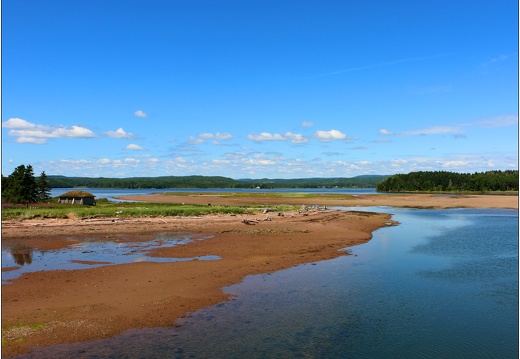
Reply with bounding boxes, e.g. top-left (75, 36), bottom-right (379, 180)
top-left (58, 190), bottom-right (96, 206)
